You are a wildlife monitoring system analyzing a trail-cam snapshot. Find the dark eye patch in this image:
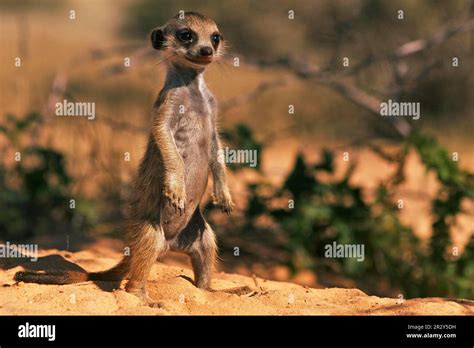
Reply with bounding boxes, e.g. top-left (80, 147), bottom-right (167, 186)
top-left (176, 28), bottom-right (197, 45)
